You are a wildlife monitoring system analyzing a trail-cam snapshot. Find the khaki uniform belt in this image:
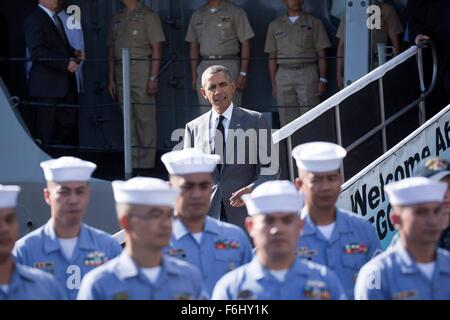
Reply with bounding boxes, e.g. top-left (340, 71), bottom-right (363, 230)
top-left (278, 62), bottom-right (315, 70)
